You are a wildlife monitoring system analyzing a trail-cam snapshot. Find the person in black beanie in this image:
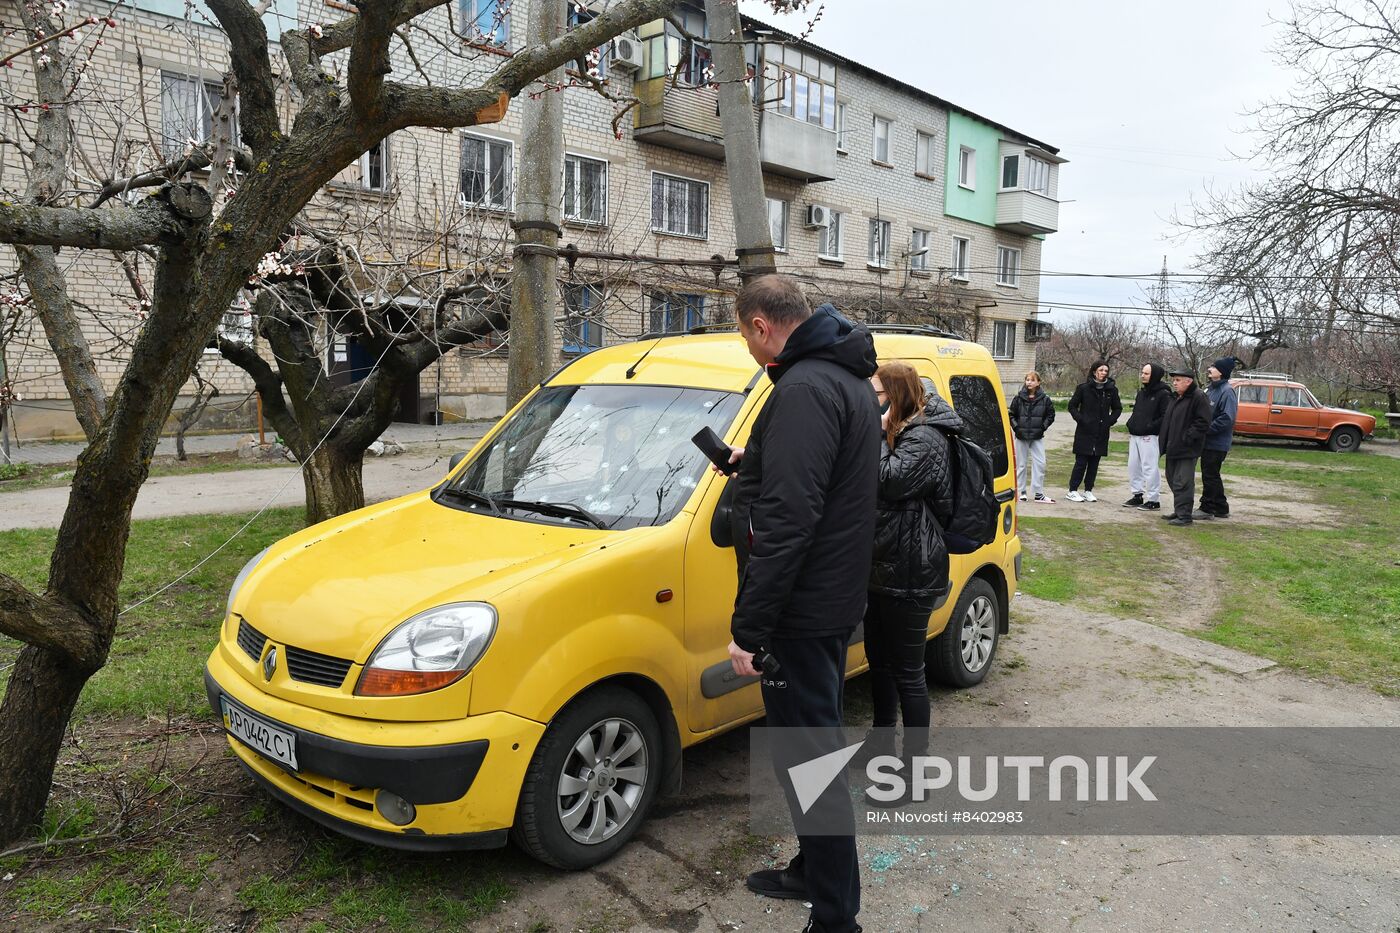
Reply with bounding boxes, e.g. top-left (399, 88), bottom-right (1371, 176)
top-left (1196, 356), bottom-right (1240, 520)
top-left (1159, 368), bottom-right (1213, 525)
top-left (1124, 364), bottom-right (1172, 510)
